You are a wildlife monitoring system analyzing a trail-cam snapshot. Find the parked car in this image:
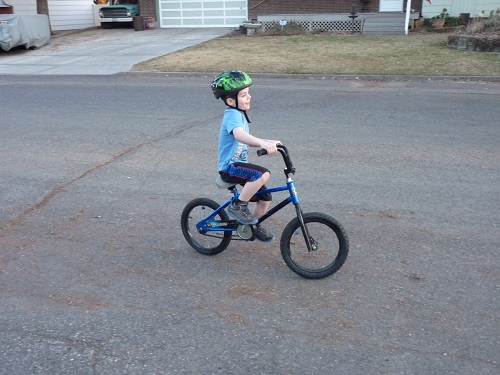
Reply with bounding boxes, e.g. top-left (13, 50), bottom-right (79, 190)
top-left (95, 0), bottom-right (139, 29)
top-left (0, 14), bottom-right (50, 51)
